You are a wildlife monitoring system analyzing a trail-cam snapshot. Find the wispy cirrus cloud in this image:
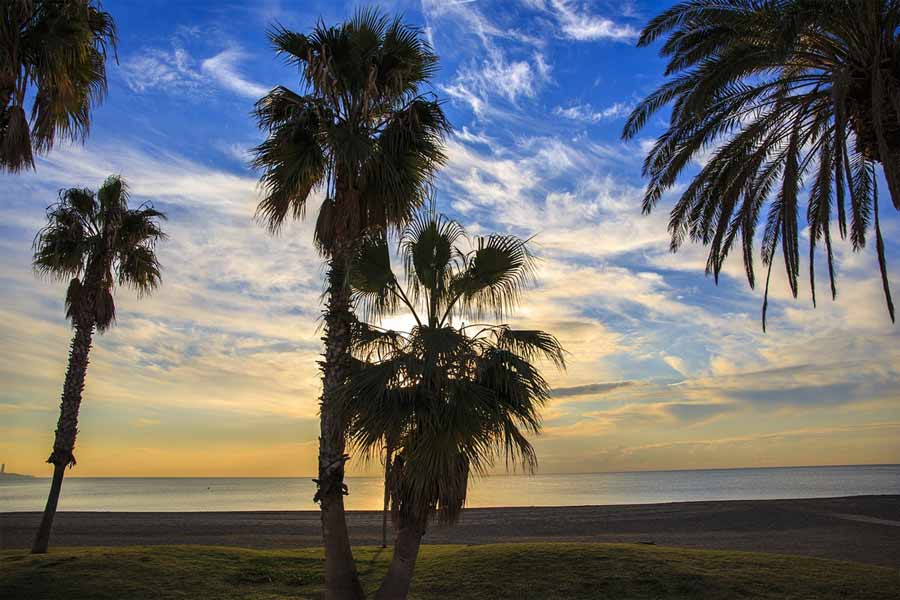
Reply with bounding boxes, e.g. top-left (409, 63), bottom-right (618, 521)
top-left (120, 44), bottom-right (268, 100)
top-left (201, 49), bottom-right (270, 99)
top-left (555, 101), bottom-right (635, 123)
top-left (120, 47), bottom-right (203, 93)
top-left (445, 50), bottom-right (551, 116)
top-left (526, 0), bottom-right (639, 42)
top-left (424, 0), bottom-right (553, 119)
